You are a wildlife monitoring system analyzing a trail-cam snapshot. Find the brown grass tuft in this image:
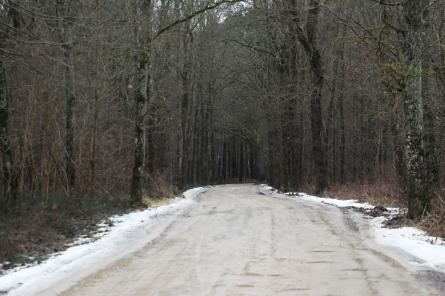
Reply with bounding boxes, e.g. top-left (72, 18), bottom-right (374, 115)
top-left (324, 180), bottom-right (405, 208)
